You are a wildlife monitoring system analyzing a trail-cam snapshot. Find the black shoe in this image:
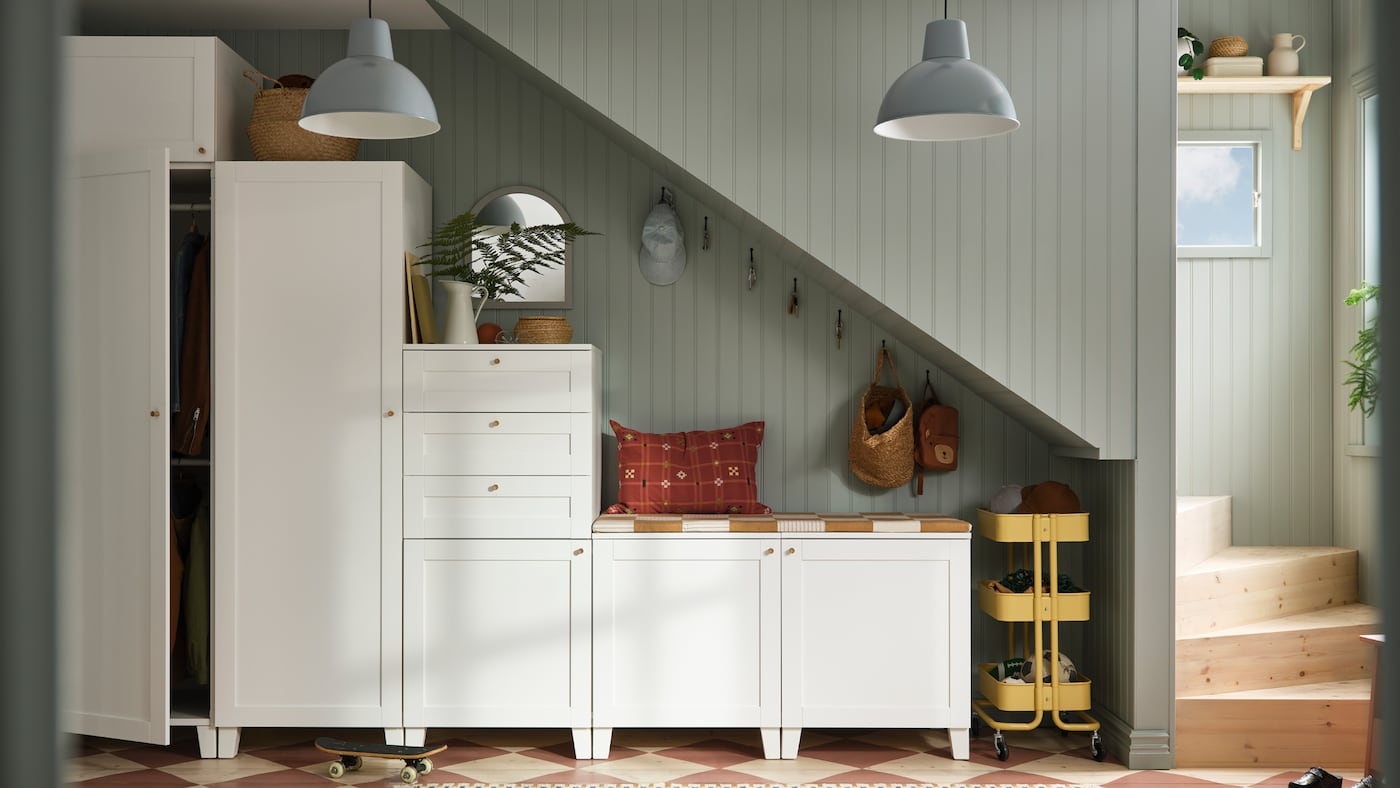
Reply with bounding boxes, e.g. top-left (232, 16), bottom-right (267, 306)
top-left (1290, 767), bottom-right (1342, 788)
